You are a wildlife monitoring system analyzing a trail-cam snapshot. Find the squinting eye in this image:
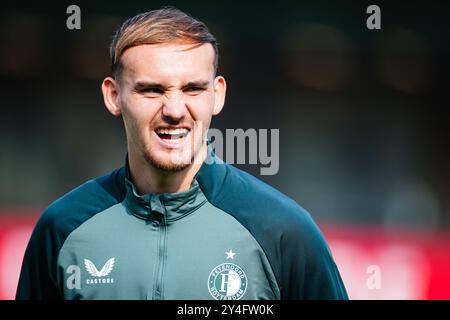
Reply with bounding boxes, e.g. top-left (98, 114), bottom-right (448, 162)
top-left (142, 88), bottom-right (163, 94)
top-left (185, 87), bottom-right (203, 93)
